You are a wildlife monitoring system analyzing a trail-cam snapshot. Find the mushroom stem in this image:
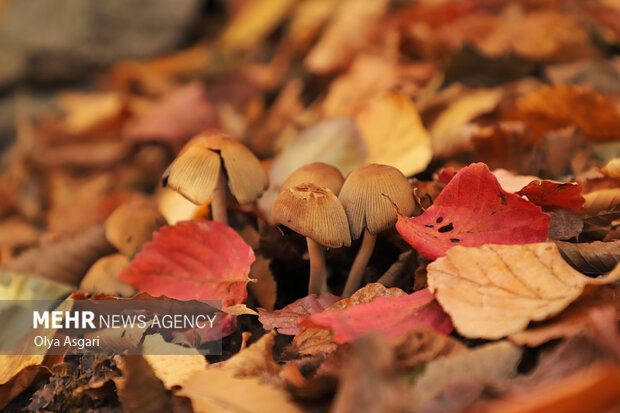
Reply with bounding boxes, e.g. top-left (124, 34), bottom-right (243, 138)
top-left (307, 237), bottom-right (326, 295)
top-left (343, 229), bottom-right (377, 297)
top-left (212, 167), bottom-right (228, 225)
